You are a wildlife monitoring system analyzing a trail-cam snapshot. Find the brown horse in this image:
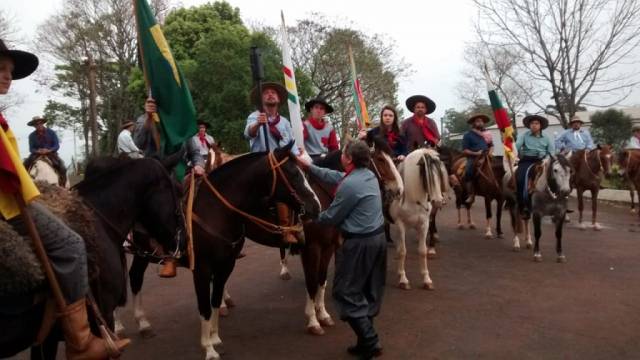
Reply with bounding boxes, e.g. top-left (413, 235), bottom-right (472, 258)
top-left (619, 149), bottom-right (640, 222)
top-left (570, 146), bottom-right (613, 230)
